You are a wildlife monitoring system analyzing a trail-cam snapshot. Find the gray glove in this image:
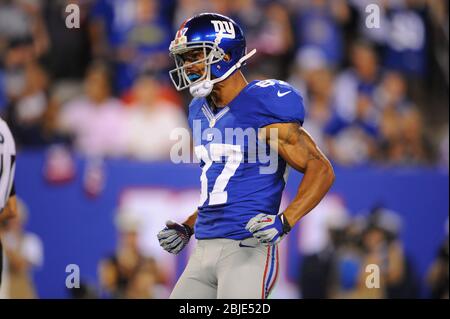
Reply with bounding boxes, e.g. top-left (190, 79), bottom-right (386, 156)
top-left (157, 220), bottom-right (193, 254)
